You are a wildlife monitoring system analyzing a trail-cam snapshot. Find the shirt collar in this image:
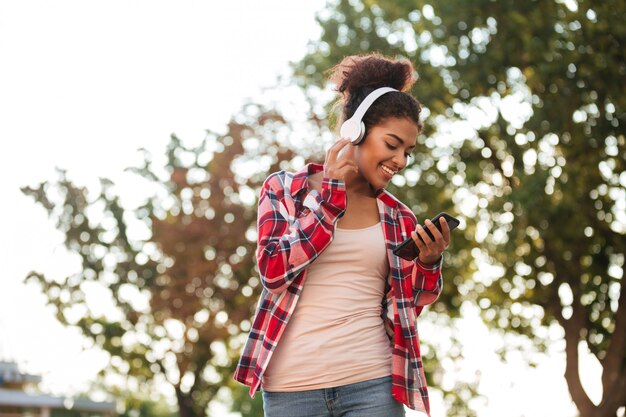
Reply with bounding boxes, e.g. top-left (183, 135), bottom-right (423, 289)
top-left (290, 163), bottom-right (322, 195)
top-left (292, 163), bottom-right (400, 210)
